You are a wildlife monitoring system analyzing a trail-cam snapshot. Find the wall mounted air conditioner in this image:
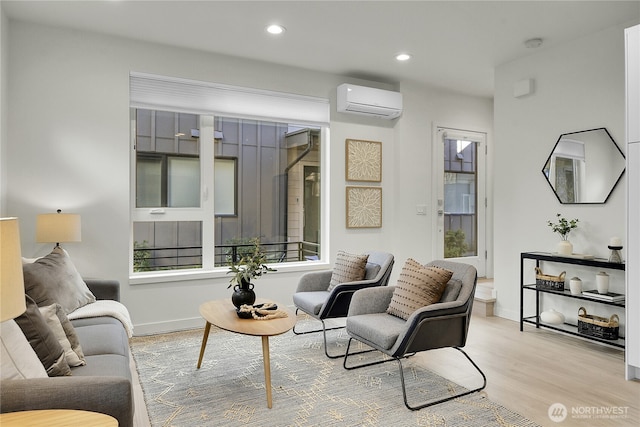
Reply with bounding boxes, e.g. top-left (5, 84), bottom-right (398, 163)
top-left (337, 83), bottom-right (403, 119)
